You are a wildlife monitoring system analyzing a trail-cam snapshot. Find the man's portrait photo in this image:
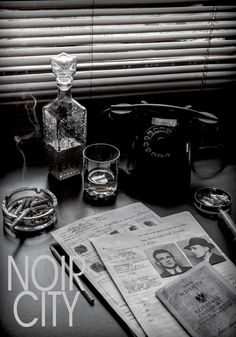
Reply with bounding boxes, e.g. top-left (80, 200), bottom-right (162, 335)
top-left (182, 236), bottom-right (226, 266)
top-left (148, 243), bottom-right (192, 278)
